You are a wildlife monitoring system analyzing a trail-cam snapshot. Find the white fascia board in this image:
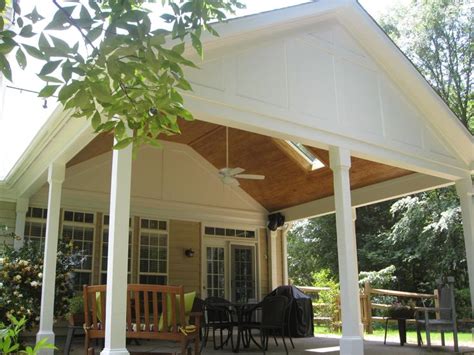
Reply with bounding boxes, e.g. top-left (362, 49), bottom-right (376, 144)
top-left (183, 0), bottom-right (352, 53)
top-left (336, 3), bottom-right (473, 165)
top-left (278, 173), bottom-right (451, 221)
top-left (5, 107), bottom-right (95, 198)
